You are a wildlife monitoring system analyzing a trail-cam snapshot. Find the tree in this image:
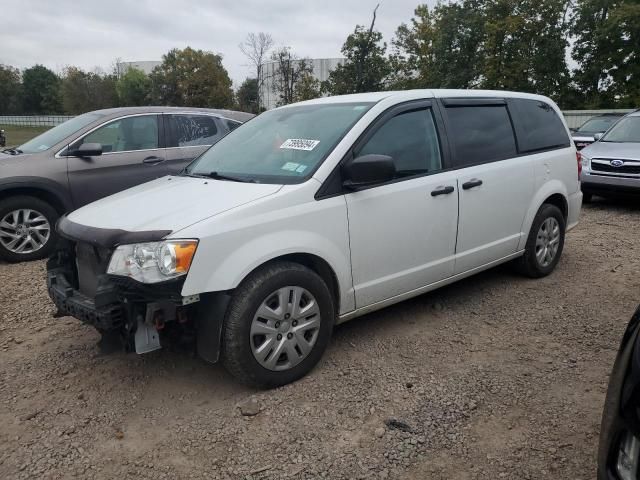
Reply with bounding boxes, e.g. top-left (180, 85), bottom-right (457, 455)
top-left (325, 5), bottom-right (391, 95)
top-left (239, 32), bottom-right (274, 109)
top-left (391, 2), bottom-right (486, 89)
top-left (149, 47), bottom-right (234, 108)
top-left (572, 0), bottom-right (640, 107)
top-left (0, 65), bottom-right (23, 114)
top-left (270, 47), bottom-right (315, 106)
top-left (22, 65), bottom-right (62, 114)
top-left (116, 67), bottom-right (151, 106)
top-left (295, 74), bottom-right (322, 102)
top-left (61, 67), bottom-right (118, 114)
top-left (236, 77), bottom-right (259, 113)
